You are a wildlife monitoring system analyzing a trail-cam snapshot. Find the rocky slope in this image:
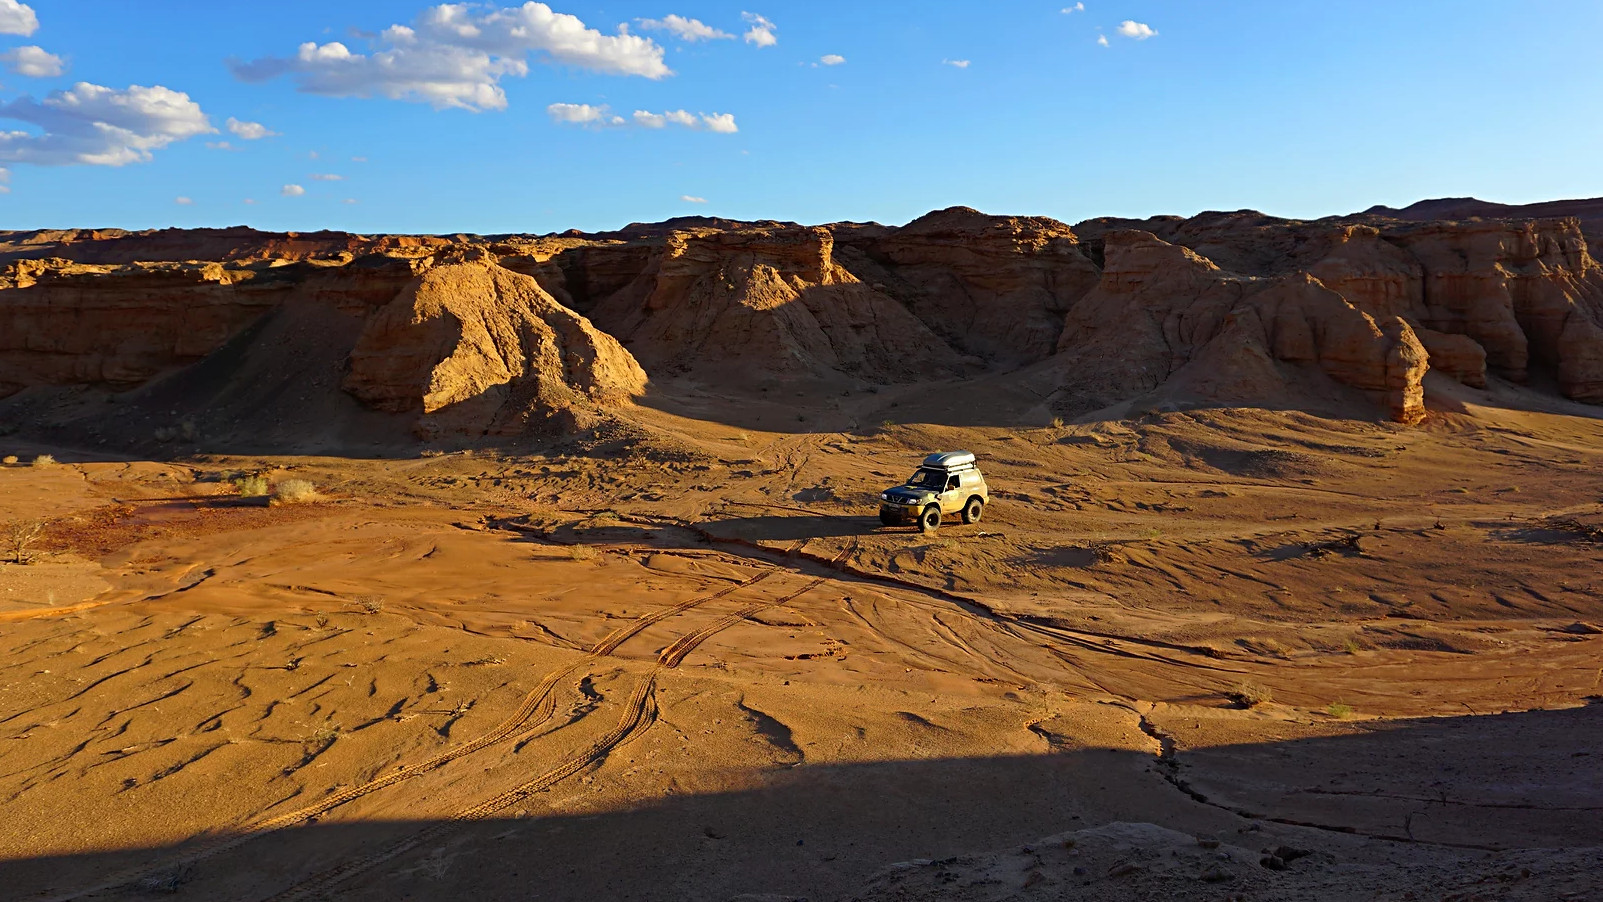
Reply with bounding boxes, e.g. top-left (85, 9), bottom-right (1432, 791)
top-left (2, 200), bottom-right (1601, 449)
